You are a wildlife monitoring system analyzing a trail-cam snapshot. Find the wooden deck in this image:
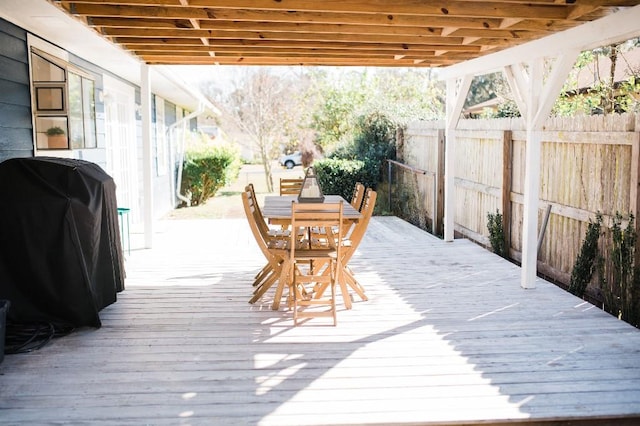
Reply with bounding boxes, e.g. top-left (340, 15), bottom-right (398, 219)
top-left (2, 216), bottom-right (640, 425)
